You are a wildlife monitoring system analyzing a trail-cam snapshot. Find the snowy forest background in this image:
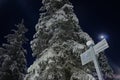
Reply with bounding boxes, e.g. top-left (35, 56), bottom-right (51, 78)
top-left (0, 0), bottom-right (120, 80)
